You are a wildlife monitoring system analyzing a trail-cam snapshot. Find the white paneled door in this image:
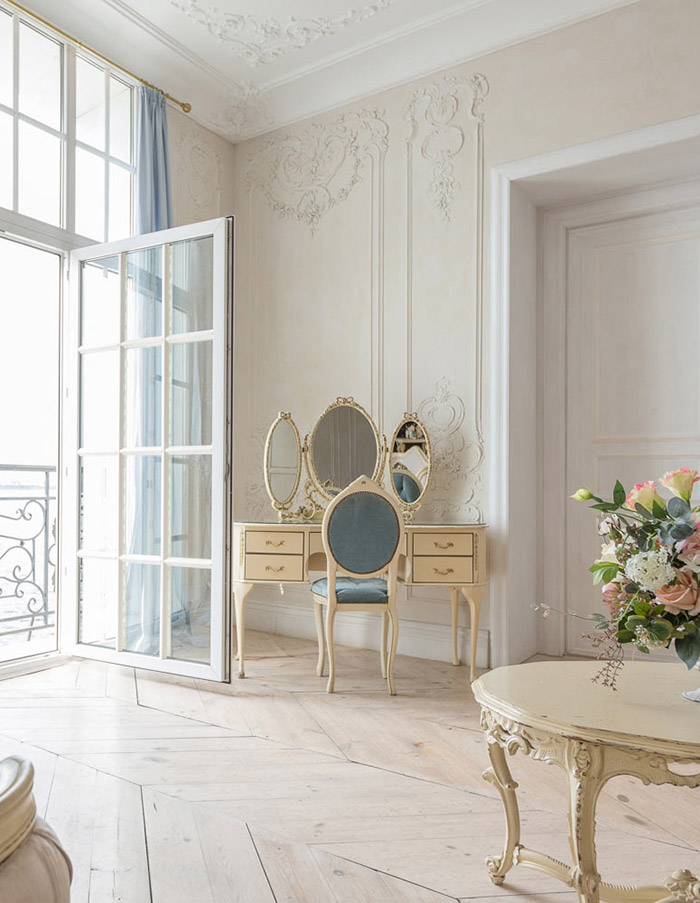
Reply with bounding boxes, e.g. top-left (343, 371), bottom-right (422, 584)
top-left (562, 194), bottom-right (700, 656)
top-left (62, 218), bottom-right (233, 680)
